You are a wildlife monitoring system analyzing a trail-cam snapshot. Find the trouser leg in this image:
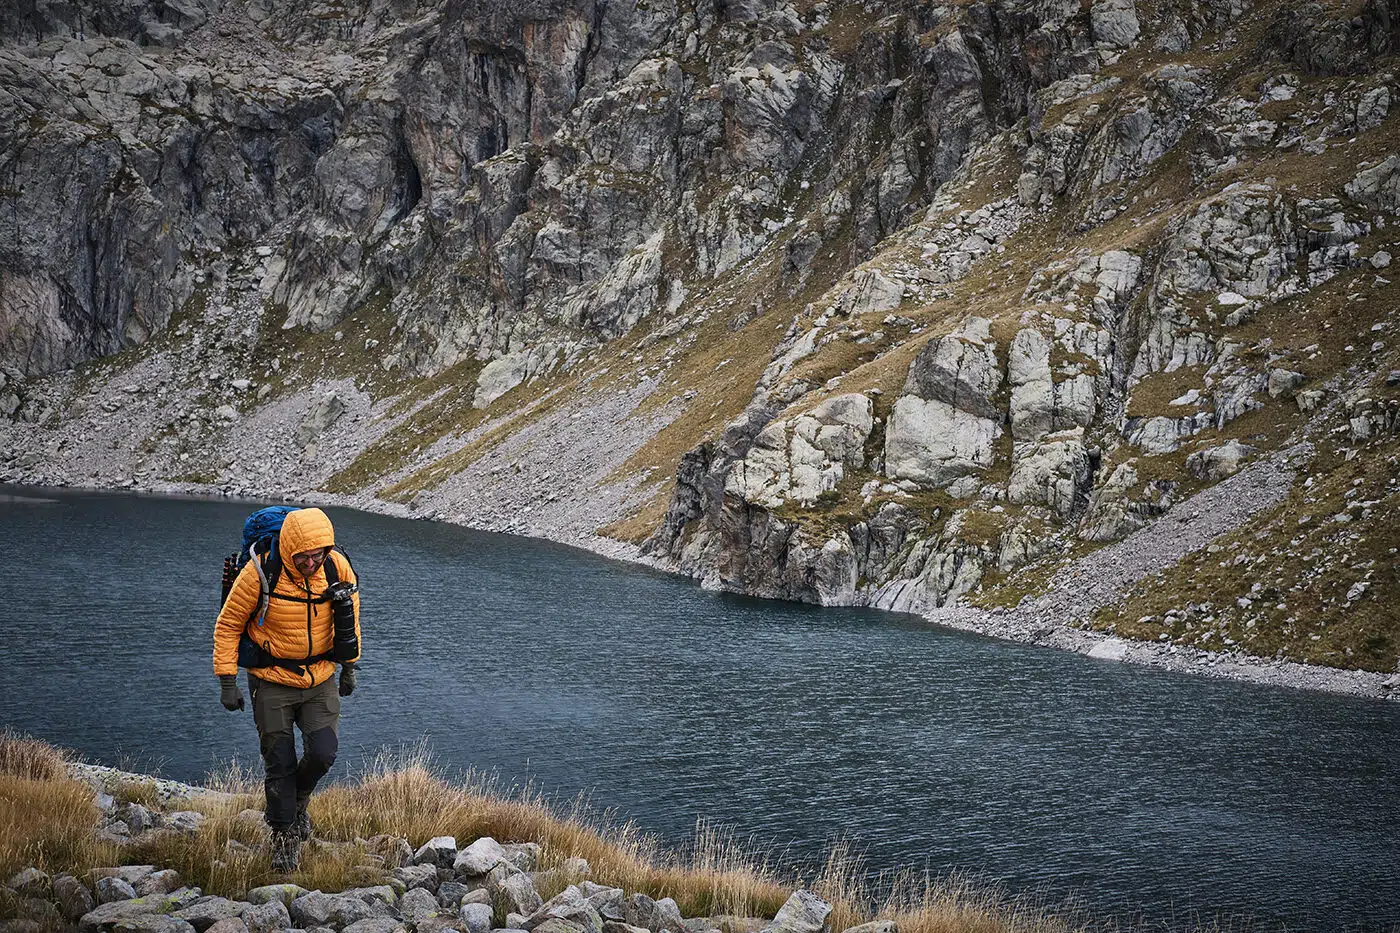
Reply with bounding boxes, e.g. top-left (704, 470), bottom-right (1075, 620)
top-left (294, 679), bottom-right (341, 806)
top-left (249, 675), bottom-right (299, 829)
